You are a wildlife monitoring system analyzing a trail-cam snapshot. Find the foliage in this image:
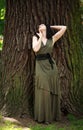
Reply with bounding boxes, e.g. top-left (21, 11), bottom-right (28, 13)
top-left (0, 0), bottom-right (5, 49)
top-left (0, 8), bottom-right (5, 37)
top-left (0, 38), bottom-right (3, 50)
top-left (0, 0), bottom-right (5, 52)
top-left (0, 8), bottom-right (5, 20)
top-left (0, 0), bottom-right (5, 9)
